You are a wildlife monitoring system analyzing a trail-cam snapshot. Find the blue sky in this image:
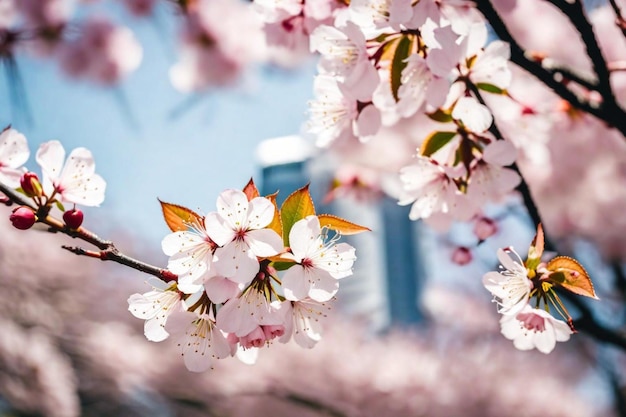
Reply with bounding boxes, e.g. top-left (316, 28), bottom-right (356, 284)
top-left (0, 3), bottom-right (317, 247)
